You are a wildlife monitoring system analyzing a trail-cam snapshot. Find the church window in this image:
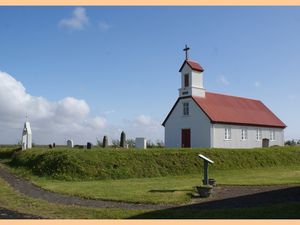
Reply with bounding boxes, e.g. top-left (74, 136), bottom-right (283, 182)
top-left (256, 129), bottom-right (262, 140)
top-left (184, 74), bottom-right (189, 87)
top-left (183, 102), bottom-right (189, 116)
top-left (225, 127), bottom-right (231, 140)
top-left (241, 128), bottom-right (248, 140)
top-left (270, 130), bottom-right (275, 141)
